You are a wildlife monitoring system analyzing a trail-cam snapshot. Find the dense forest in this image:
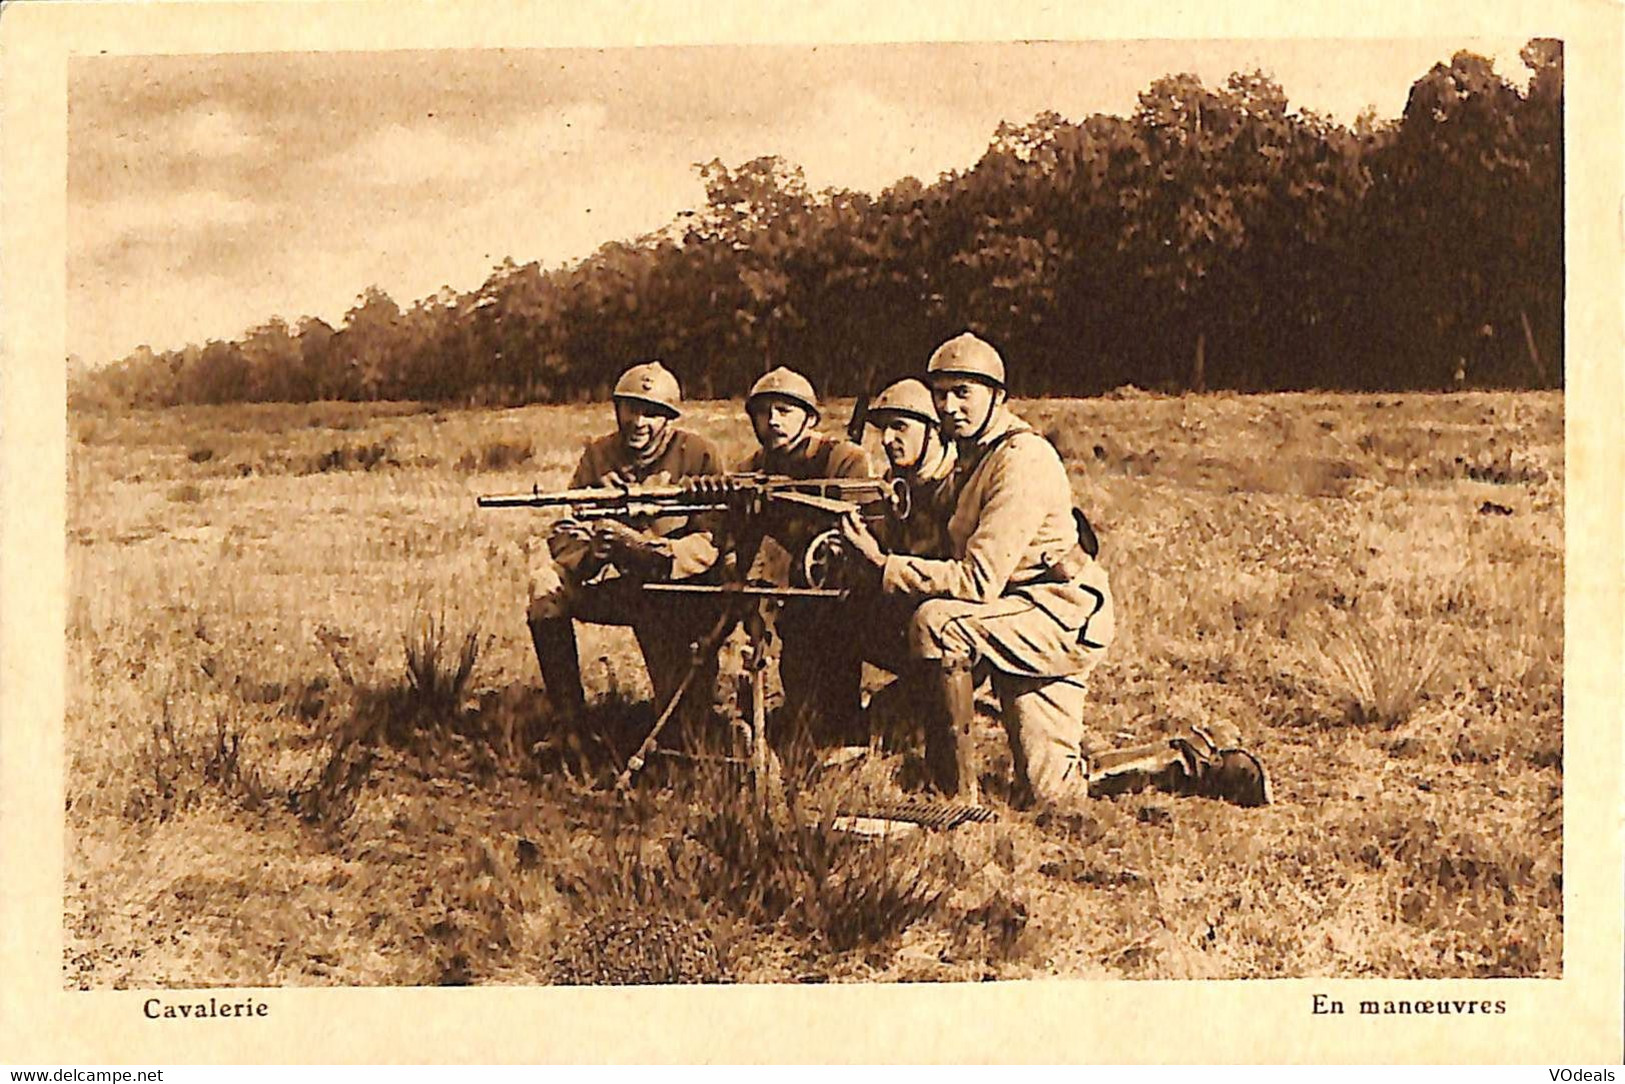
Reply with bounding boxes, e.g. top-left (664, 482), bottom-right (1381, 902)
top-left (73, 43), bottom-right (1563, 409)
